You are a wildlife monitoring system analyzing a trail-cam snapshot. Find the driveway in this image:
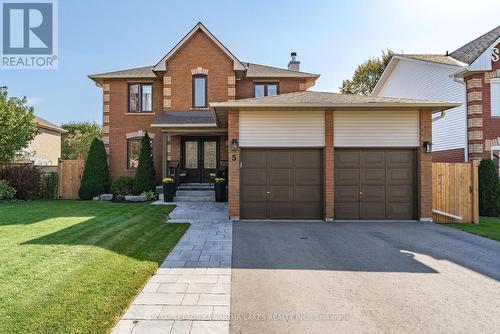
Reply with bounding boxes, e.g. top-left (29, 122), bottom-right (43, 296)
top-left (231, 221), bottom-right (500, 334)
